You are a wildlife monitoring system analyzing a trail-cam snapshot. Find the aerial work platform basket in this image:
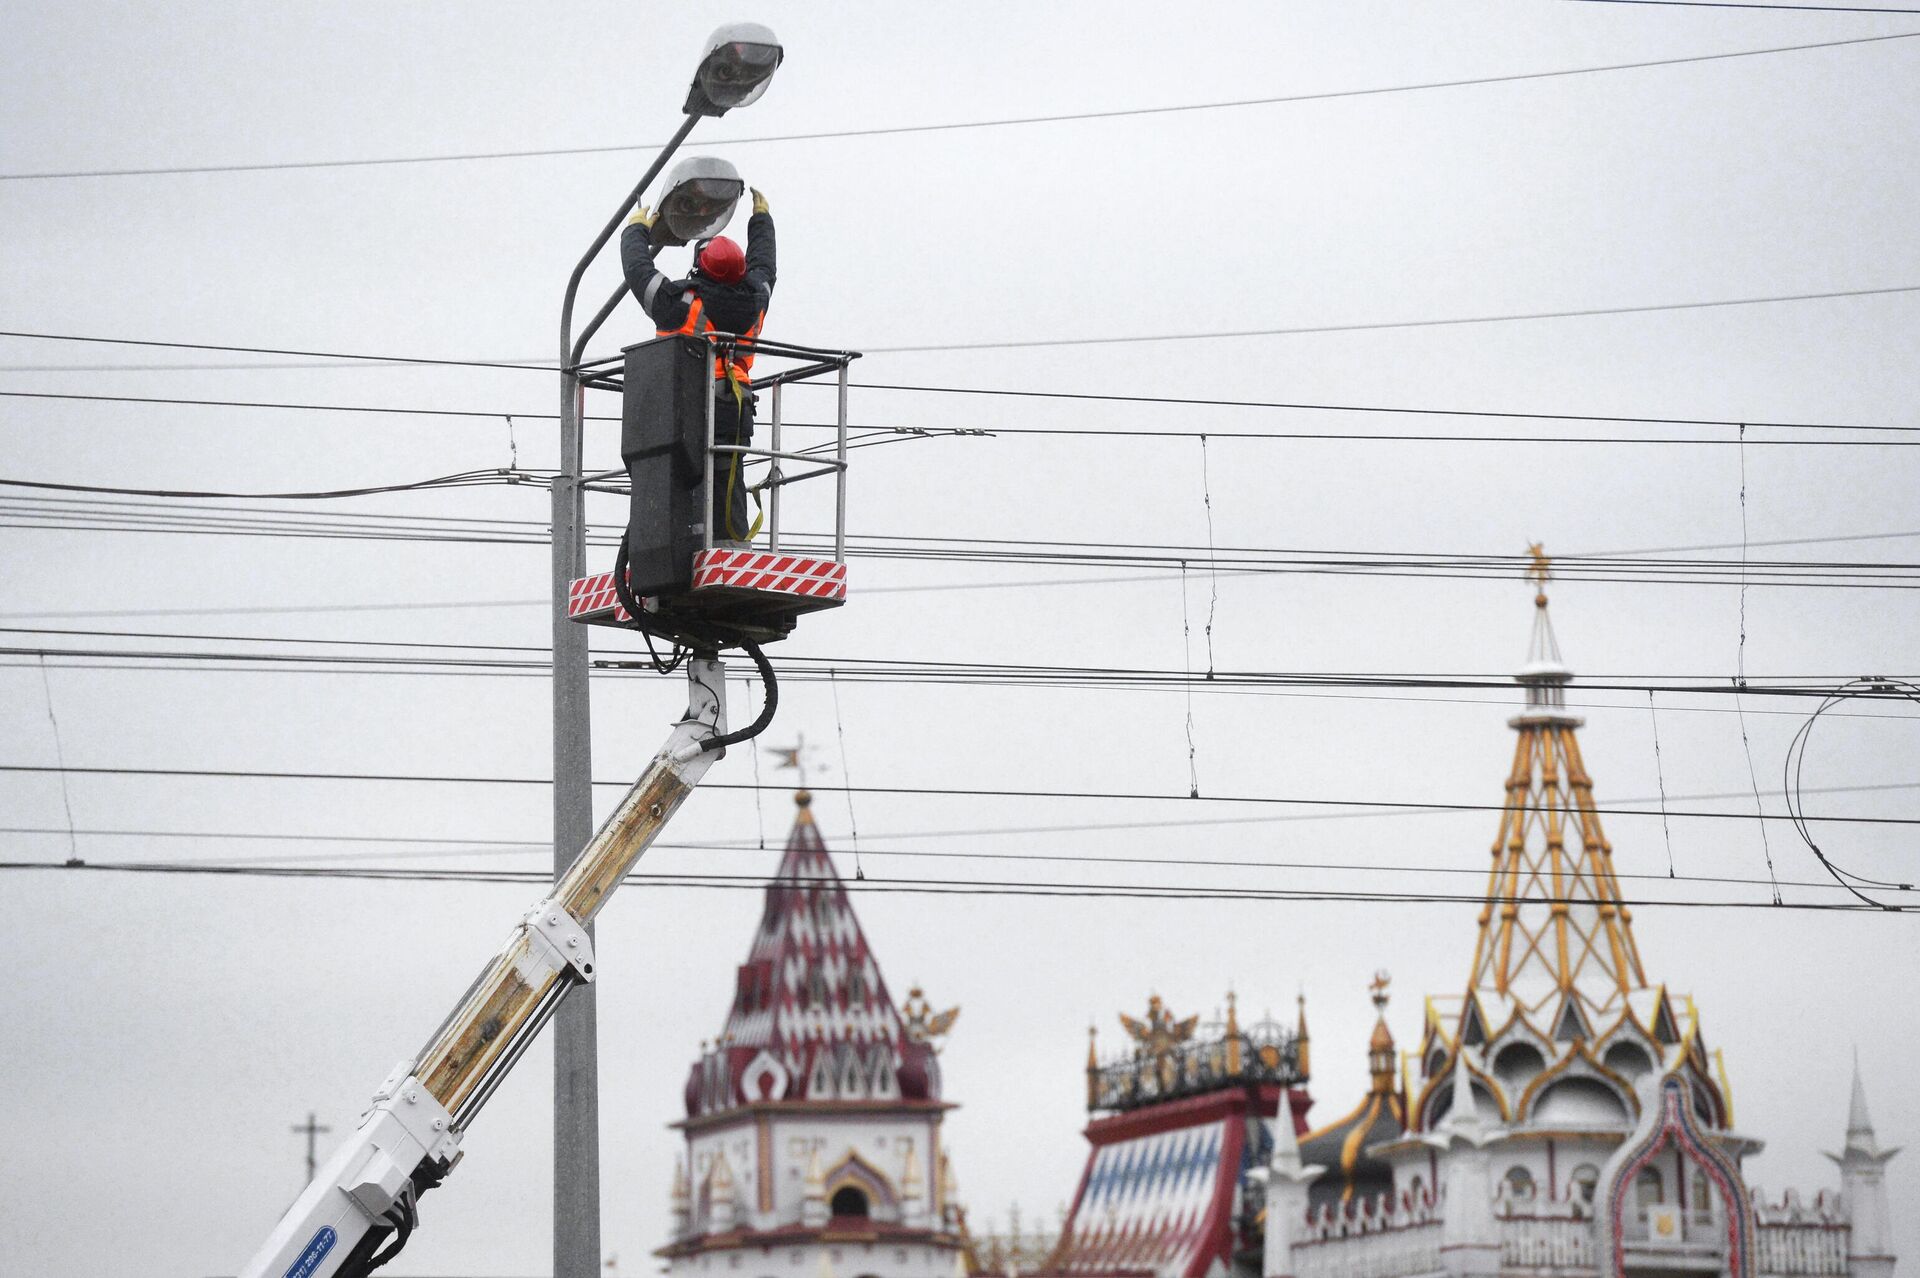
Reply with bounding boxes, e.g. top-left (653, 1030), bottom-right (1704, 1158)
top-left (566, 334), bottom-right (857, 651)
